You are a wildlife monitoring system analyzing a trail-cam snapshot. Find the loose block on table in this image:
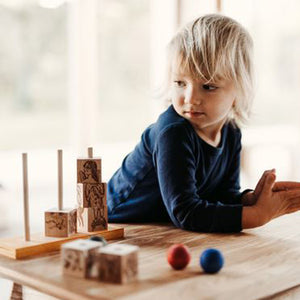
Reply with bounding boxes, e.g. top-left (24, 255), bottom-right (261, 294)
top-left (62, 239), bottom-right (105, 278)
top-left (98, 243), bottom-right (139, 284)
